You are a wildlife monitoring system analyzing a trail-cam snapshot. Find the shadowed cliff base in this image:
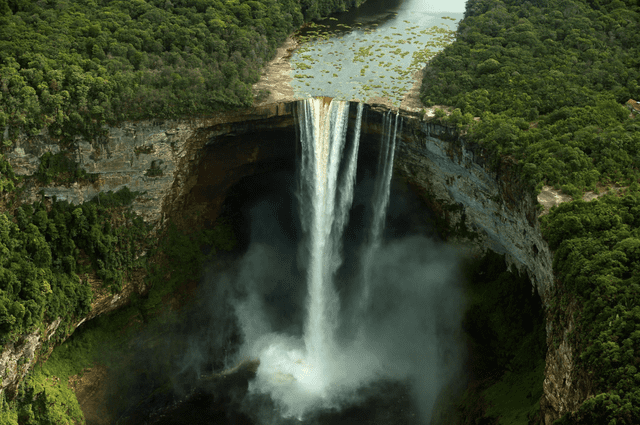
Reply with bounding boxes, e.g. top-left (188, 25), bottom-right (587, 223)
top-left (60, 131), bottom-right (544, 425)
